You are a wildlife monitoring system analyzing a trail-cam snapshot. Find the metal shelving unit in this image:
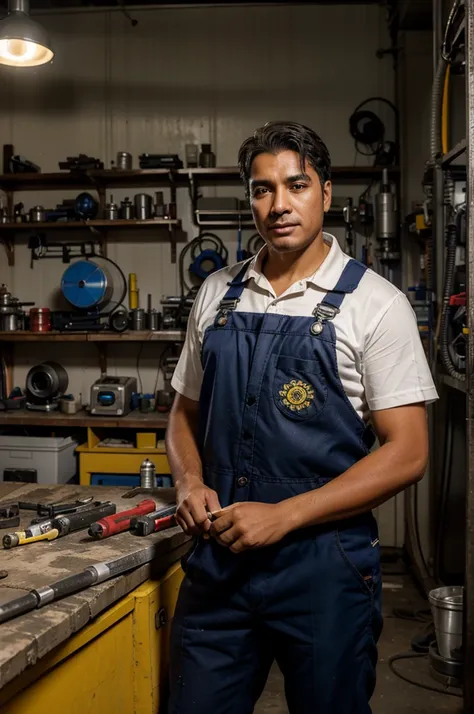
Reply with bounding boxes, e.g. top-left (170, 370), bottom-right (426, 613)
top-left (465, 2), bottom-right (474, 708)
